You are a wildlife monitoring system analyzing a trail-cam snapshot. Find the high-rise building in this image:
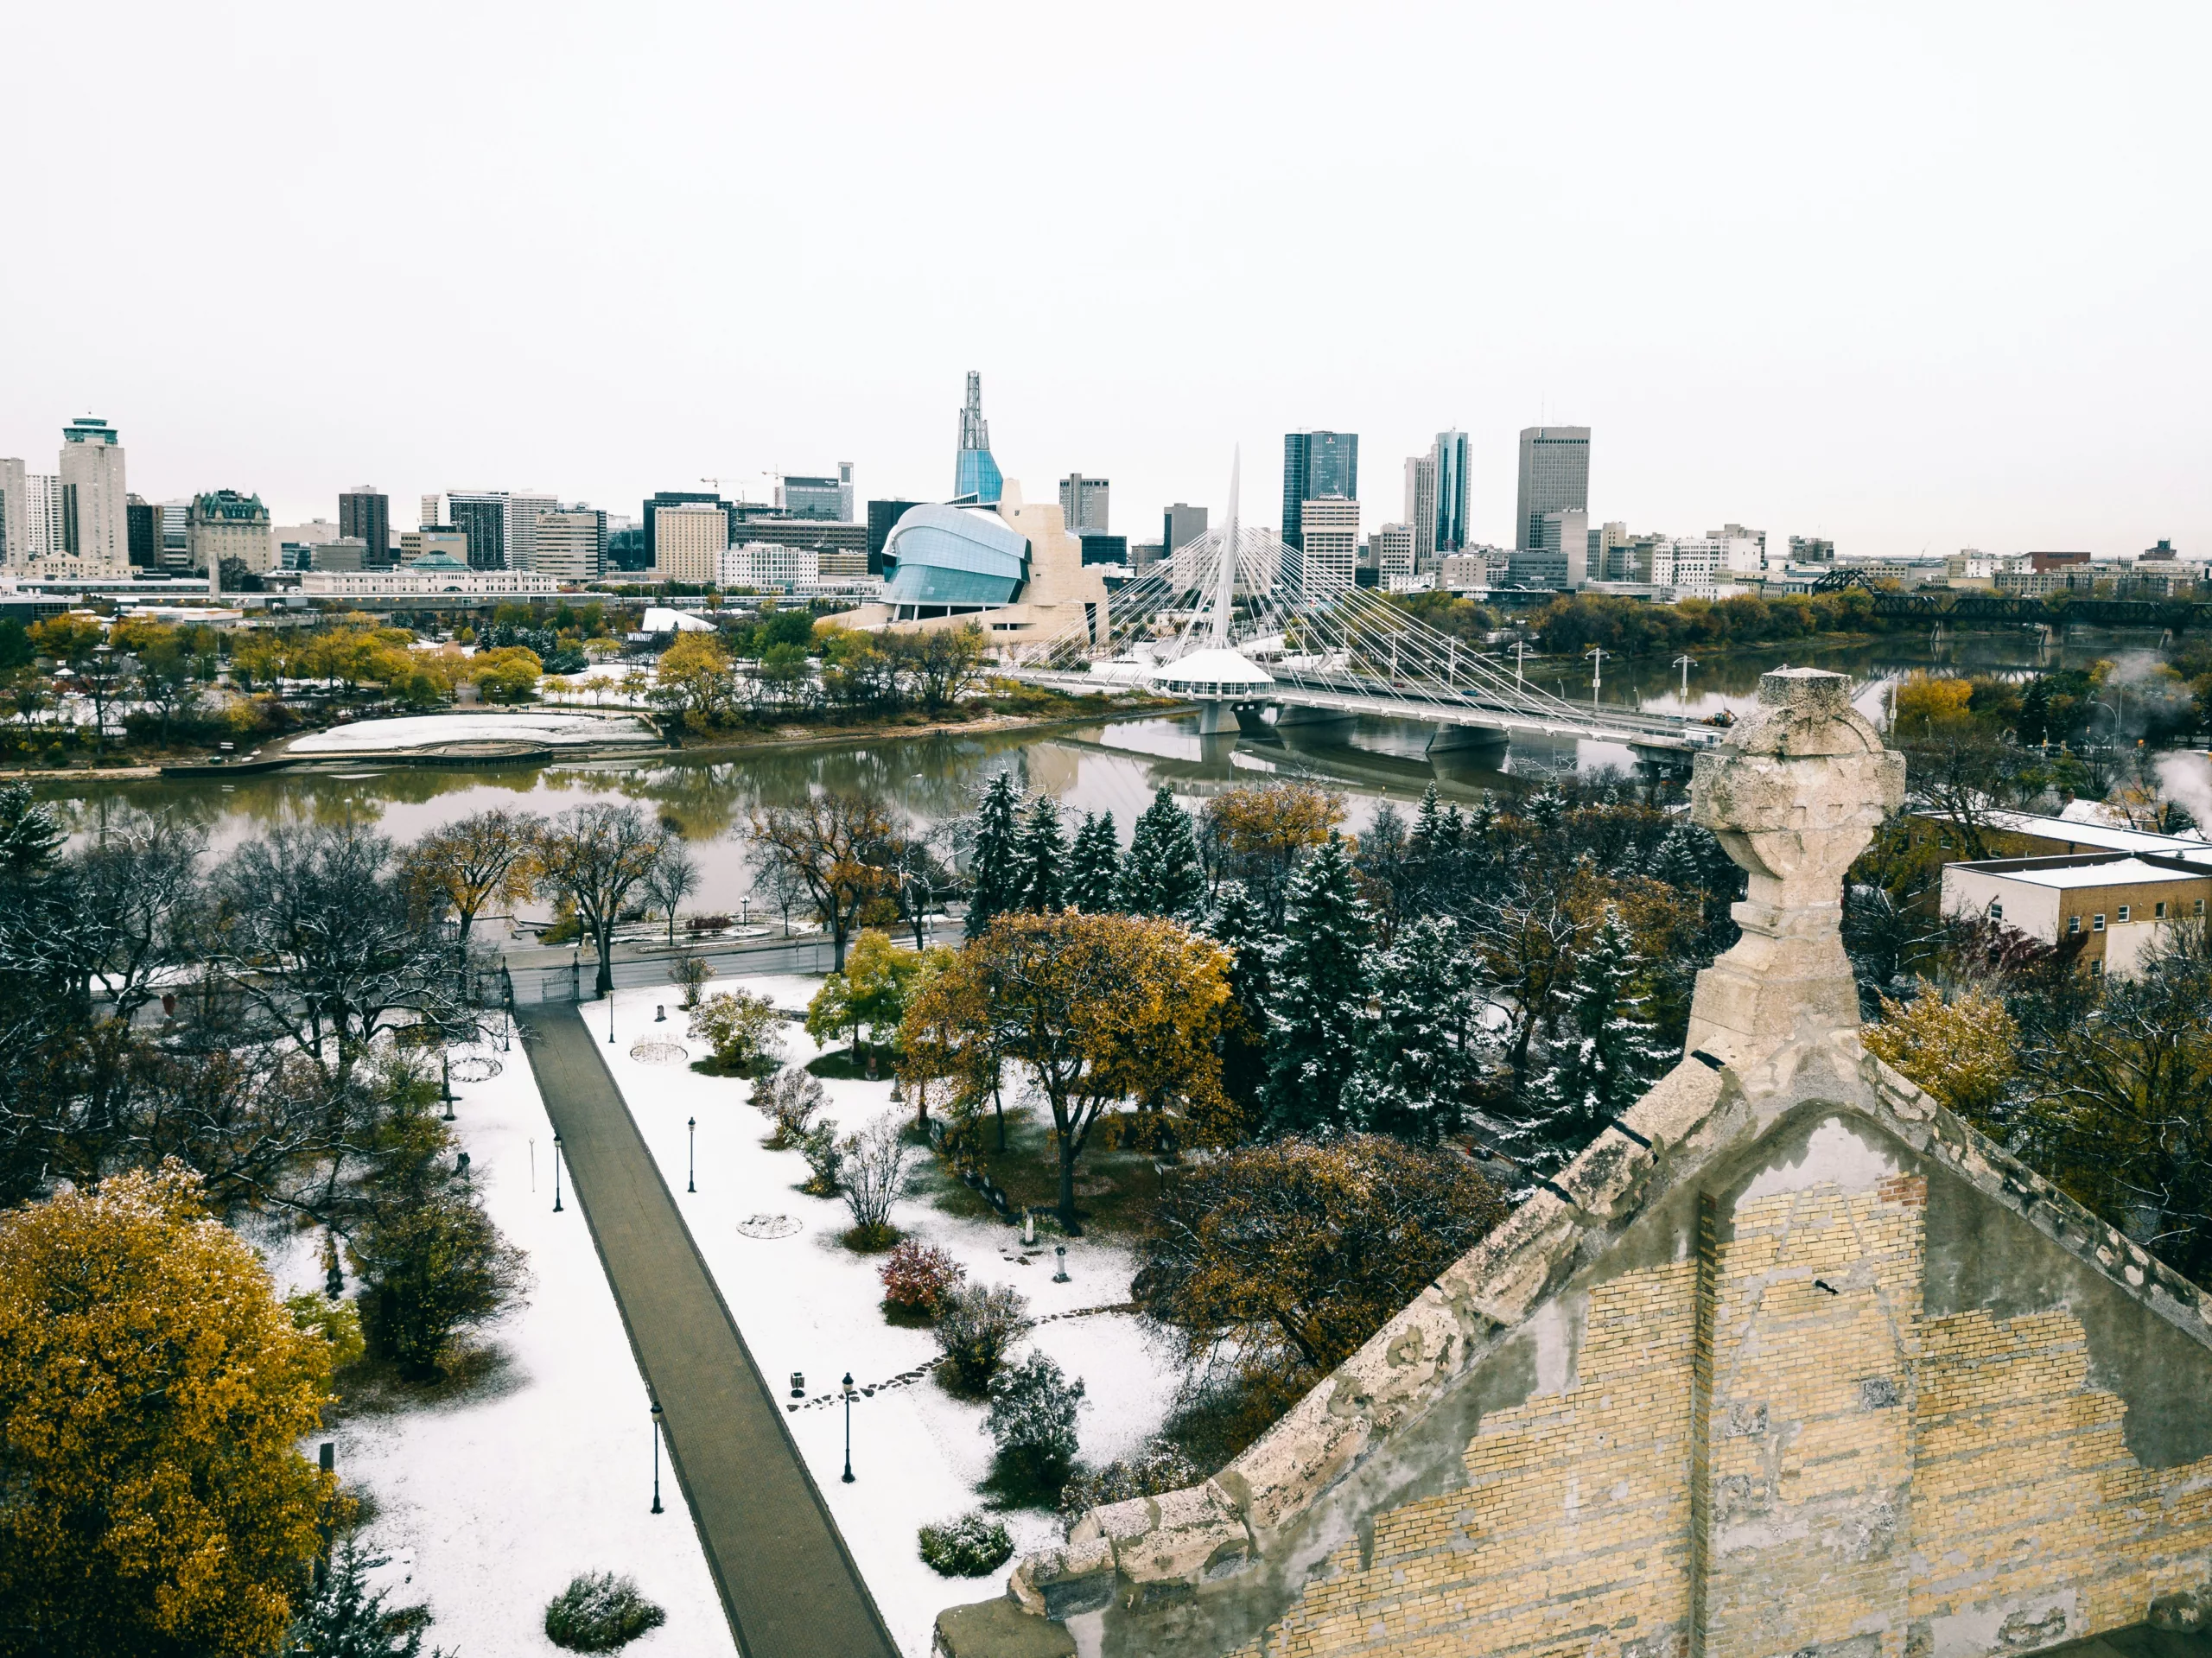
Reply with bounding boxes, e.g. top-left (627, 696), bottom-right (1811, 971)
top-left (447, 490), bottom-right (508, 570)
top-left (159, 501), bottom-right (190, 570)
top-left (653, 502), bottom-right (728, 583)
top-left (867, 499), bottom-right (925, 569)
top-left (782, 464), bottom-right (855, 520)
top-left (1371, 523), bottom-right (1415, 580)
top-left (1515, 426), bottom-right (1590, 550)
top-left (420, 492), bottom-right (442, 530)
top-left (1077, 533), bottom-right (1128, 566)
top-left (505, 492), bottom-right (557, 572)
top-left (188, 491), bottom-right (275, 576)
top-left (127, 495), bottom-right (158, 567)
top-left (1281, 430), bottom-right (1358, 549)
top-left (1300, 497), bottom-right (1361, 594)
top-left (340, 486), bottom-right (391, 568)
top-left (1787, 535), bottom-right (1834, 563)
top-left (1058, 473), bottom-right (1109, 532)
top-left (0, 459), bottom-right (26, 561)
top-left (1509, 508), bottom-right (1589, 588)
top-left (533, 506), bottom-right (608, 582)
top-left (954, 372), bottom-right (1003, 505)
top-left (59, 416), bottom-right (129, 572)
top-left (1403, 453), bottom-right (1438, 569)
top-left (1707, 524), bottom-right (1766, 577)
top-left (1163, 503), bottom-right (1209, 562)
top-left (640, 491), bottom-right (721, 565)
top-left (1432, 429), bottom-right (1471, 553)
